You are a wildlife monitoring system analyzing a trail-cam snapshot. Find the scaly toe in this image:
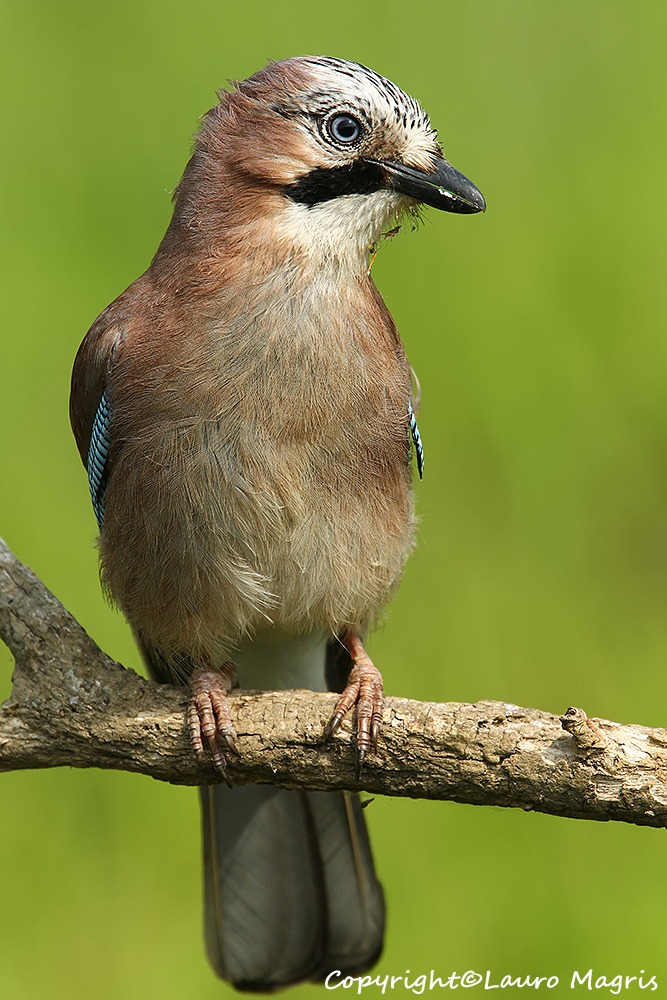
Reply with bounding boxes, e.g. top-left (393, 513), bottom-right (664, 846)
top-left (188, 664), bottom-right (238, 780)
